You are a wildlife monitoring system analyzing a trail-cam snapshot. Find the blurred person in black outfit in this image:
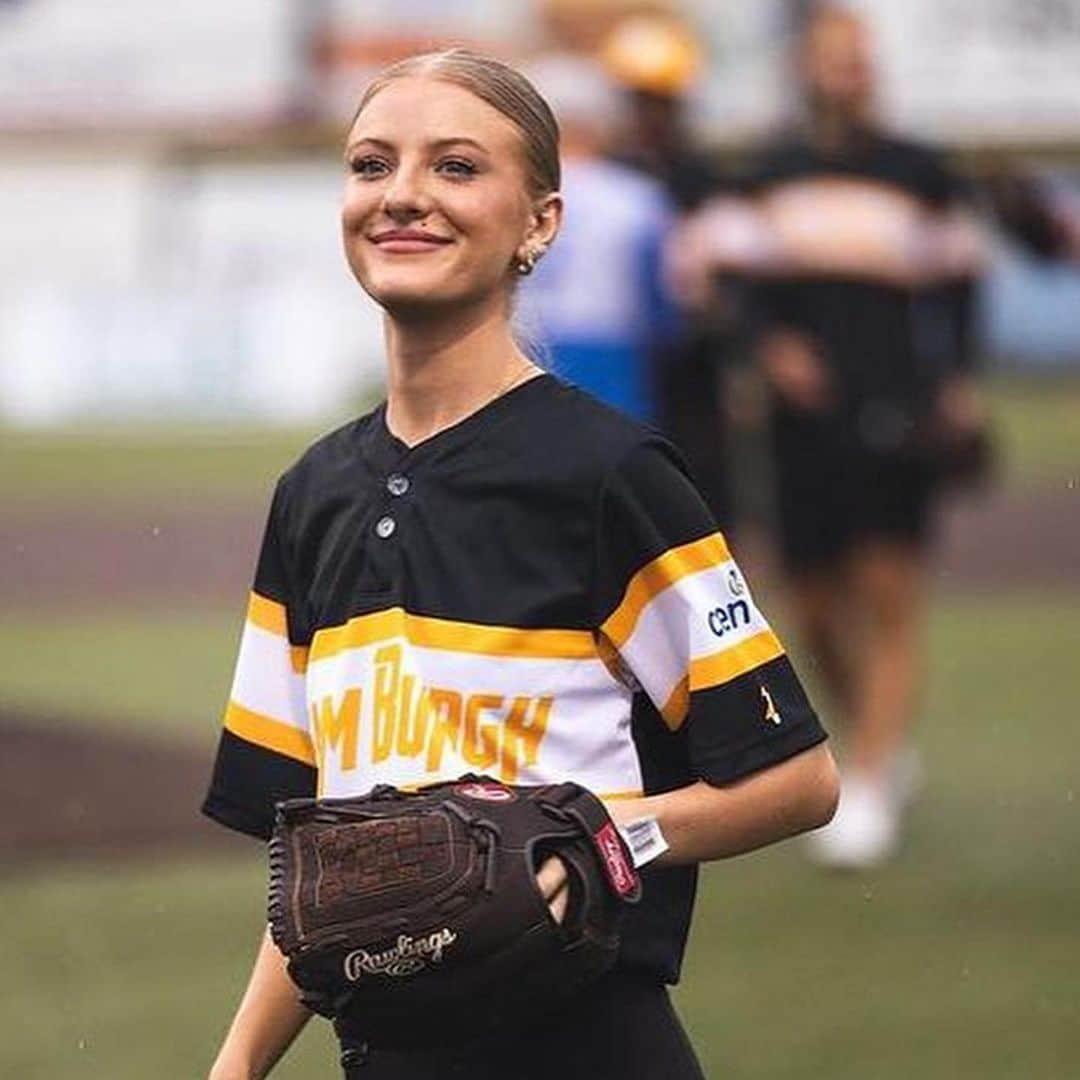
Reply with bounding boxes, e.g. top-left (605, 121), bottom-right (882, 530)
top-left (600, 14), bottom-right (739, 527)
top-left (743, 4), bottom-right (987, 867)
